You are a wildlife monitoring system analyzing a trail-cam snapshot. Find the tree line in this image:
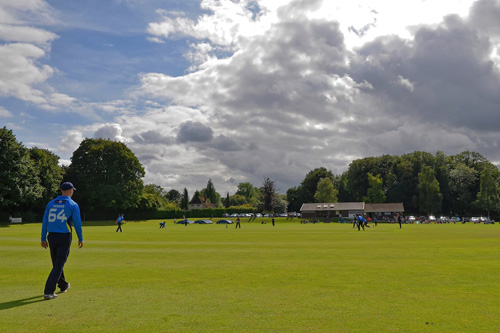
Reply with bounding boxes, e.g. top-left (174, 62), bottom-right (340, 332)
top-left (2, 126), bottom-right (499, 221)
top-left (286, 151), bottom-right (500, 218)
